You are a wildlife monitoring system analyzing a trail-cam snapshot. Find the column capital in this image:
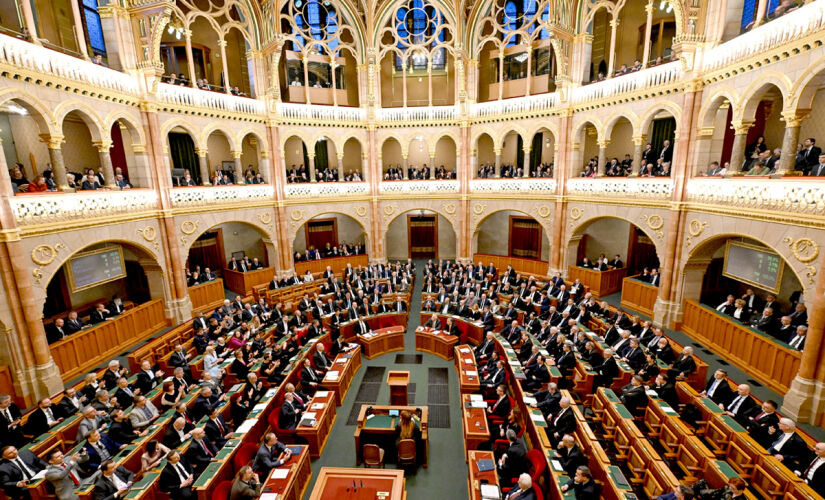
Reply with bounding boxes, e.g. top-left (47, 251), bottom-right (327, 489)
top-left (307, 153), bottom-right (315, 160)
top-left (231, 150), bottom-right (243, 159)
top-left (260, 151), bottom-right (270, 159)
top-left (93, 140), bottom-right (113, 152)
top-left (195, 148), bottom-right (208, 158)
top-left (218, 39), bottom-right (228, 48)
top-left (730, 120), bottom-right (754, 135)
top-left (597, 139), bottom-right (611, 148)
top-left (610, 18), bottom-right (620, 28)
top-left (40, 134), bottom-right (64, 149)
top-left (131, 144), bottom-right (147, 154)
top-left (401, 152), bottom-right (408, 160)
top-left (493, 148), bottom-right (502, 156)
top-left (645, 1), bottom-right (655, 14)
top-left (781, 110), bottom-right (810, 128)
top-left (522, 146), bottom-right (532, 153)
top-left (632, 135), bottom-right (647, 146)
top-left (336, 153), bottom-right (345, 160)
